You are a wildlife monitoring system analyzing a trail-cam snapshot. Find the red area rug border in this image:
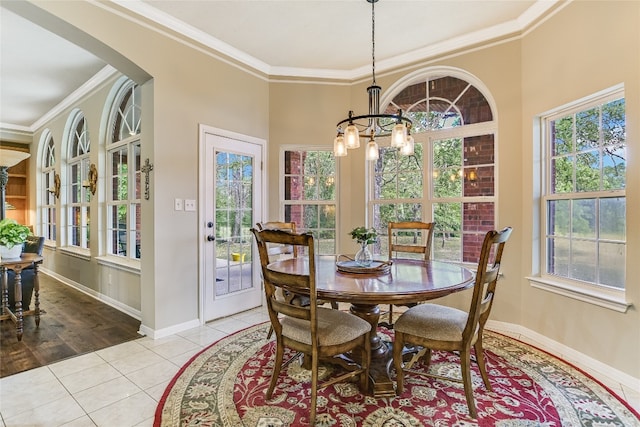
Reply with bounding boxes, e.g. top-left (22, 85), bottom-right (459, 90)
top-left (153, 322), bottom-right (265, 427)
top-left (489, 330), bottom-right (640, 419)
